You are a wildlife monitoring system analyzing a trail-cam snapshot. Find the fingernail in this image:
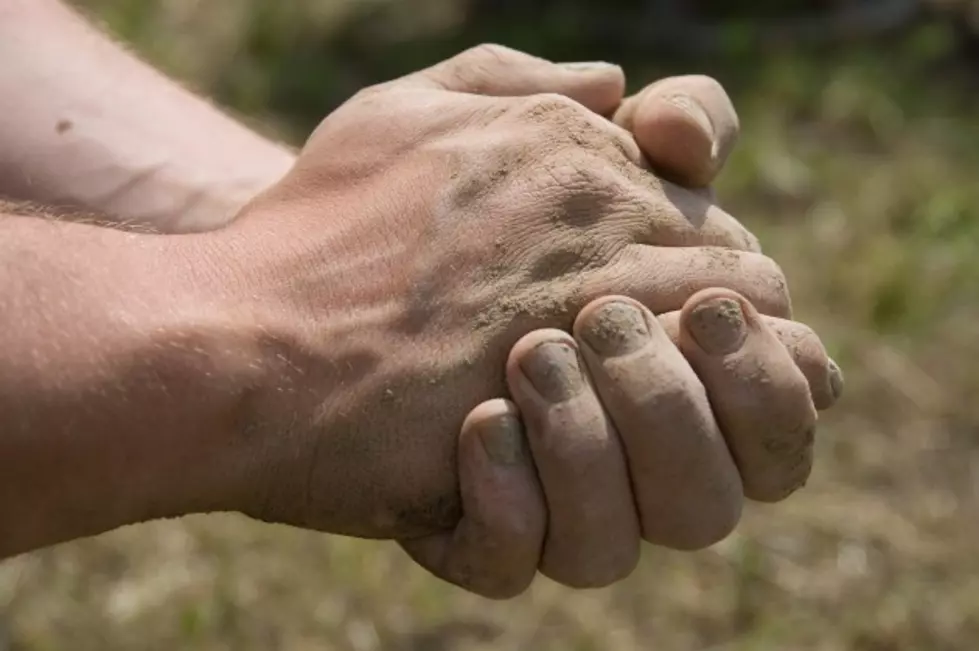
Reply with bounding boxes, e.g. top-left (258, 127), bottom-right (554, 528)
top-left (479, 414), bottom-right (529, 466)
top-left (662, 93), bottom-right (714, 143)
top-left (520, 341), bottom-right (584, 402)
top-left (560, 61), bottom-right (620, 73)
top-left (828, 358), bottom-right (845, 400)
top-left (687, 297), bottom-right (747, 356)
top-left (581, 300), bottom-right (650, 357)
